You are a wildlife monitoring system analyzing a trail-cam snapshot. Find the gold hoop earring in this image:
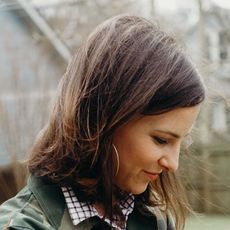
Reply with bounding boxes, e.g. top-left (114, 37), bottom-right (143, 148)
top-left (112, 144), bottom-right (119, 176)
